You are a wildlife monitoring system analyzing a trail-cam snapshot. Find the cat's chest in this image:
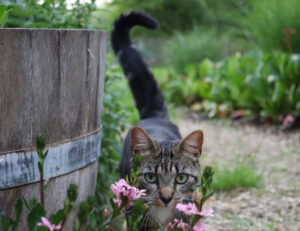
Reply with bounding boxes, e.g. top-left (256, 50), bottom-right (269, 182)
top-left (153, 207), bottom-right (176, 226)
